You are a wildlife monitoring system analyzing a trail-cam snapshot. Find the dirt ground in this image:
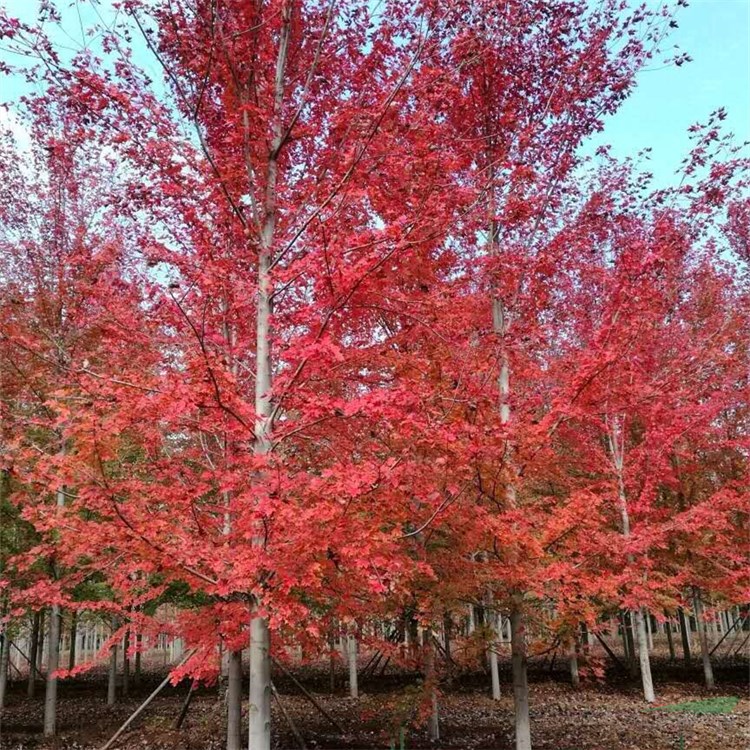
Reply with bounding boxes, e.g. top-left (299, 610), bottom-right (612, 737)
top-left (0, 658), bottom-right (747, 750)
